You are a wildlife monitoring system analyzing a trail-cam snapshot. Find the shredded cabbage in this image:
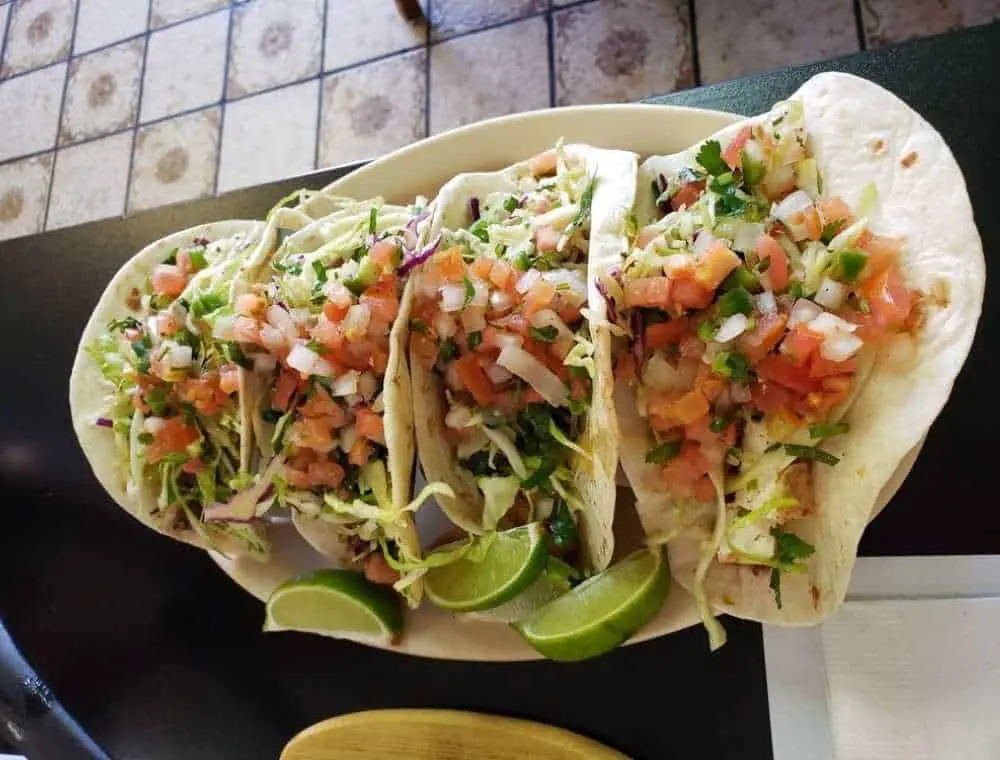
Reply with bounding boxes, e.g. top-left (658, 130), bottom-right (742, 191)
top-left (693, 472), bottom-right (728, 651)
top-left (477, 475), bottom-right (521, 530)
top-left (547, 419), bottom-right (591, 462)
top-left (562, 335), bottom-right (596, 379)
top-left (479, 425), bottom-right (528, 479)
